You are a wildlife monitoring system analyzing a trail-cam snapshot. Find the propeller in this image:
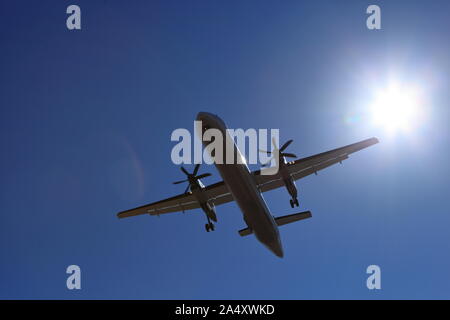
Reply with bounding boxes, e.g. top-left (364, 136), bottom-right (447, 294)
top-left (259, 137), bottom-right (297, 167)
top-left (172, 164), bottom-right (212, 193)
